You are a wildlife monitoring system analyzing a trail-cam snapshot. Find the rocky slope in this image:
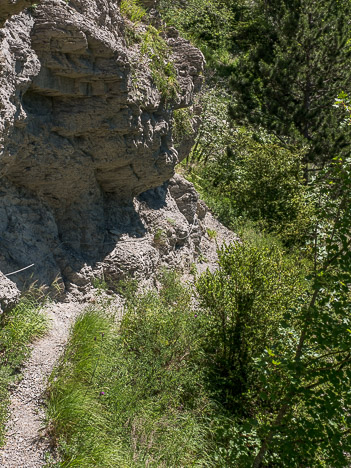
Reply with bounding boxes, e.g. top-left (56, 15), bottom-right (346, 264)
top-left (0, 0), bottom-right (232, 298)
